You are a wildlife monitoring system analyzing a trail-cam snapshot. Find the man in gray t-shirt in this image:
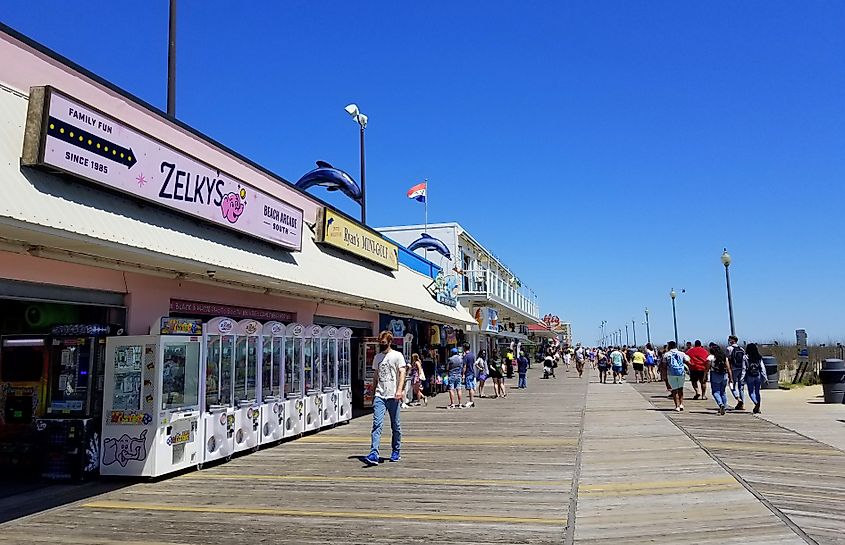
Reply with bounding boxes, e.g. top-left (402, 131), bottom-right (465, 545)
top-left (446, 348), bottom-right (464, 409)
top-left (365, 331), bottom-right (407, 466)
